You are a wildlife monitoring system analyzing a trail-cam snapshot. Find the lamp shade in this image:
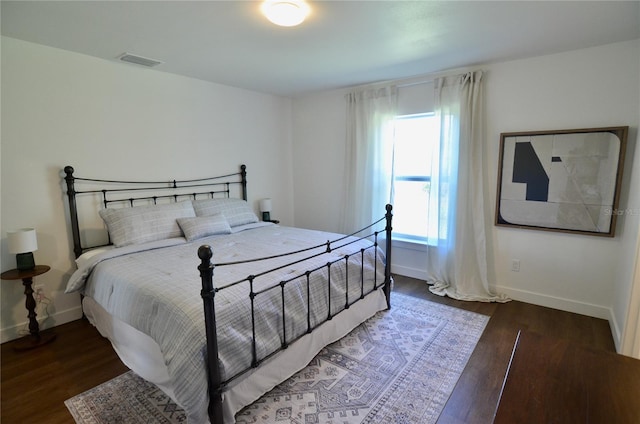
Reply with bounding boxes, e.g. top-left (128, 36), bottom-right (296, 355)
top-left (260, 198), bottom-right (272, 212)
top-left (8, 228), bottom-right (38, 254)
